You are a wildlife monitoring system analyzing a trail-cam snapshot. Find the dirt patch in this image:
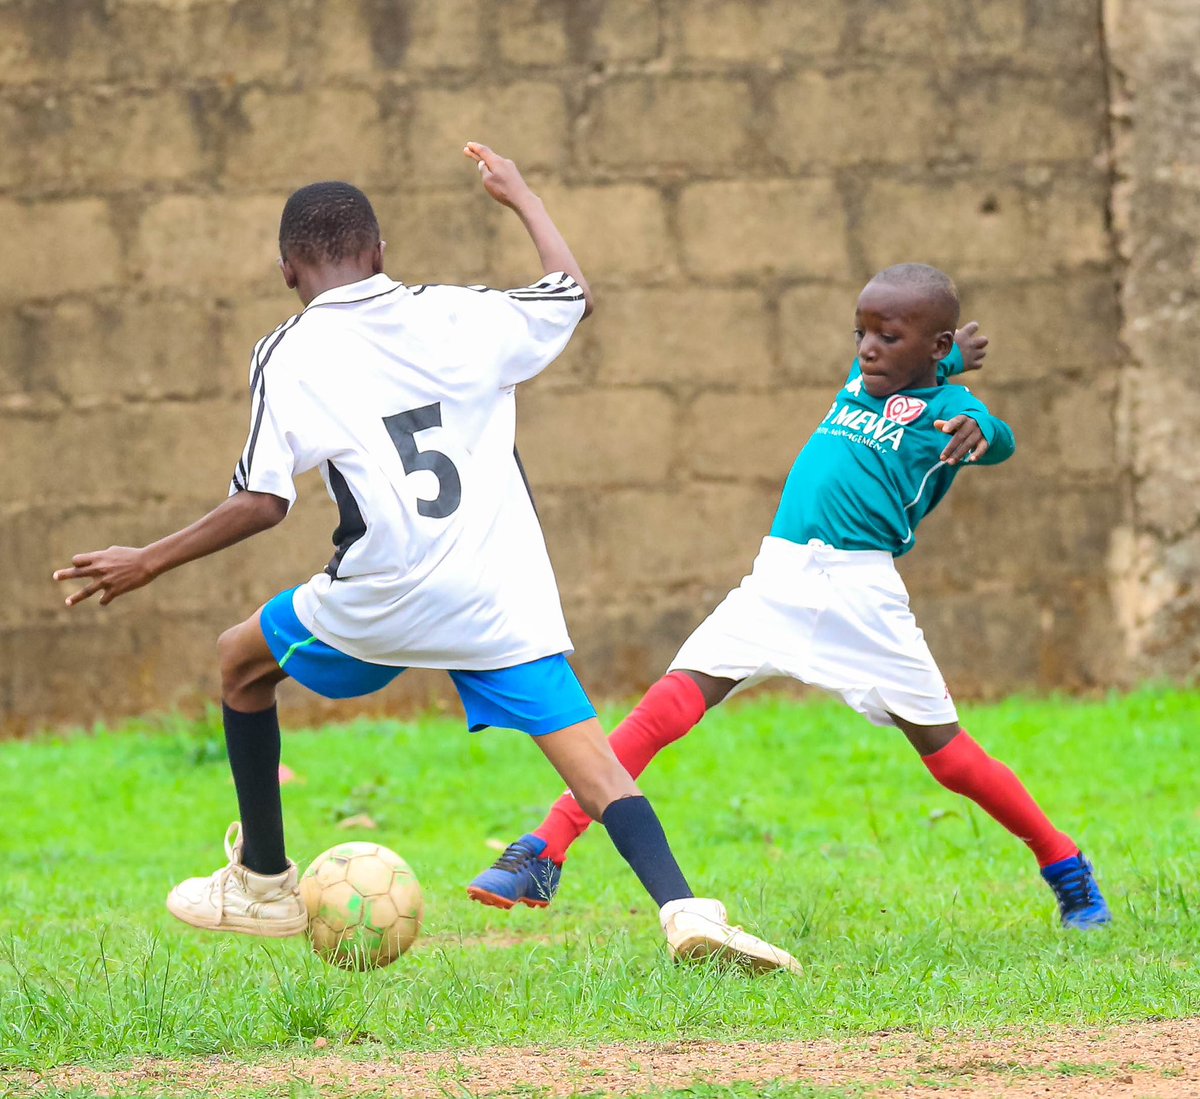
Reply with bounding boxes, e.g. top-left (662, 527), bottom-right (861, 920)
top-left (7, 1018), bottom-right (1200, 1097)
